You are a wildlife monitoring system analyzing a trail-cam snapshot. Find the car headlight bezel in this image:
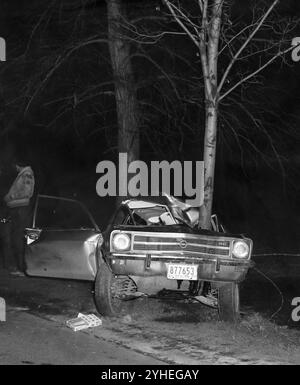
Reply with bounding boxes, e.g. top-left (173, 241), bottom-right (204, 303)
top-left (111, 233), bottom-right (131, 251)
top-left (232, 240), bottom-right (250, 259)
